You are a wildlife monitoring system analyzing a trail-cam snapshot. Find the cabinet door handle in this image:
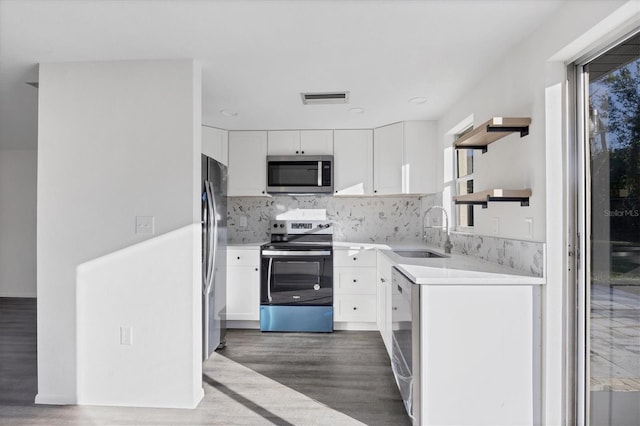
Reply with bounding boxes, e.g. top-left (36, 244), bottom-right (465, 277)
top-left (254, 268), bottom-right (258, 272)
top-left (352, 307), bottom-right (358, 311)
top-left (353, 279), bottom-right (357, 283)
top-left (380, 277), bottom-right (386, 283)
top-left (237, 256), bottom-right (240, 260)
top-left (353, 257), bottom-right (357, 261)
top-left (301, 151), bottom-right (305, 154)
top-left (374, 190), bottom-right (377, 193)
top-left (295, 150), bottom-right (299, 154)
